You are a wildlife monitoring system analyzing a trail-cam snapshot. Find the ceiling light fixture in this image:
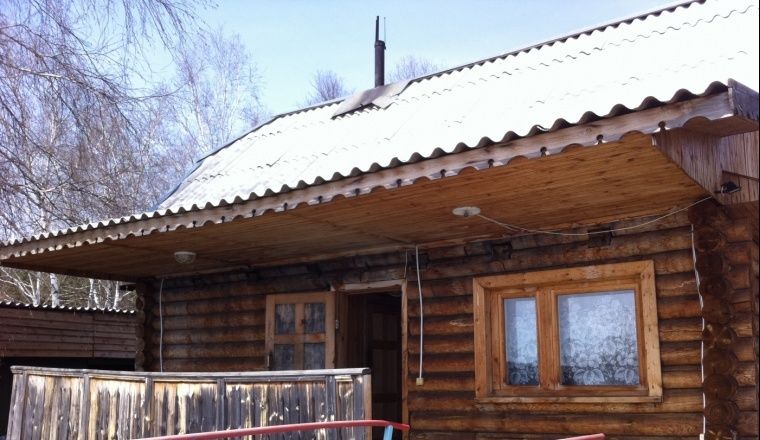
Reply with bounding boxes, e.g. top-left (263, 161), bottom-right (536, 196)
top-left (173, 251), bottom-right (196, 264)
top-left (452, 206), bottom-right (481, 218)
